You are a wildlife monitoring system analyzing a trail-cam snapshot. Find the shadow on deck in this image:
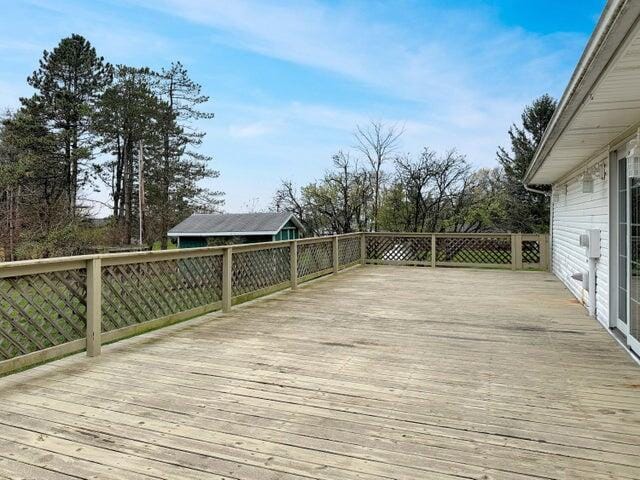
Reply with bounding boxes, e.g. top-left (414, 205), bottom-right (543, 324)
top-left (0, 265), bottom-right (639, 479)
